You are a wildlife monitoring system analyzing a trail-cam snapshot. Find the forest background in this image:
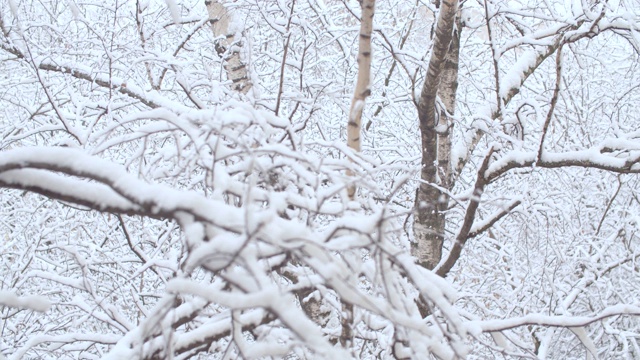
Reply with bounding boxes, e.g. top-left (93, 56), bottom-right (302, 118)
top-left (1, 0), bottom-right (640, 358)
